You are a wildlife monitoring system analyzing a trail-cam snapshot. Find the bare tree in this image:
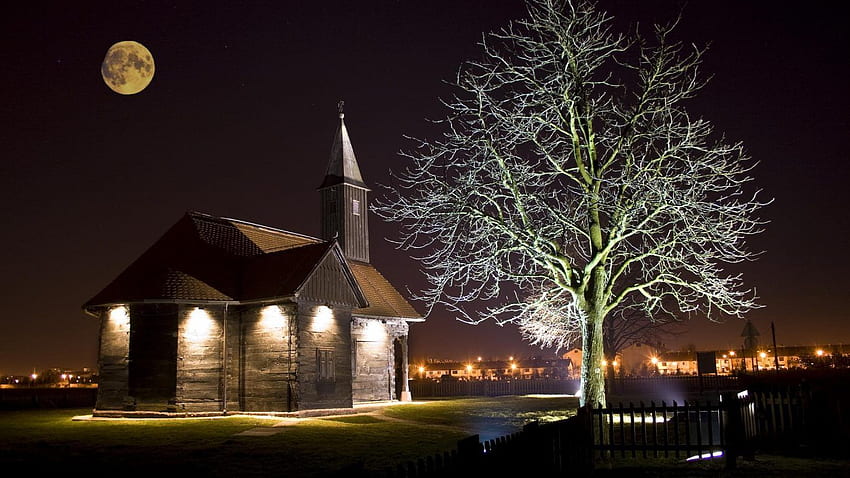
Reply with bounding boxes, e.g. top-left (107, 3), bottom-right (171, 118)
top-left (602, 311), bottom-right (683, 365)
top-left (376, 0), bottom-right (767, 406)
